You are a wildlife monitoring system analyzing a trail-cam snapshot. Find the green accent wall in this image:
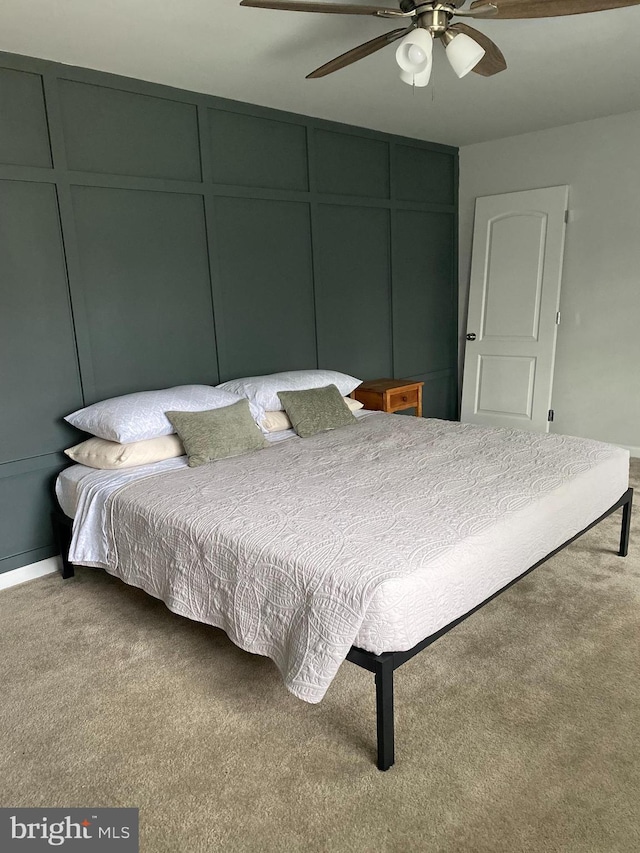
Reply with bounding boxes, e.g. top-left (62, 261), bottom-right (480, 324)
top-left (0, 50), bottom-right (458, 574)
